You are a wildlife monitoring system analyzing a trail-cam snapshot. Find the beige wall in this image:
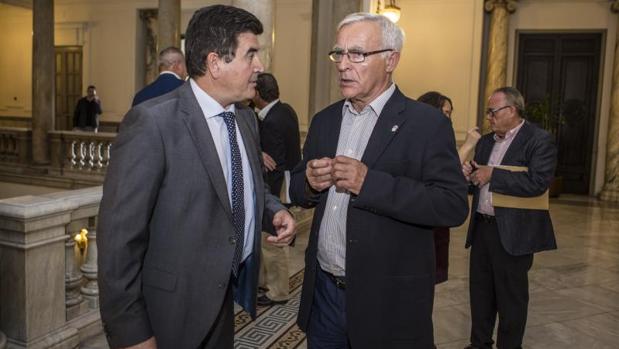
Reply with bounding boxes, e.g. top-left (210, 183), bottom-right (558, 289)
top-left (391, 0), bottom-right (484, 141)
top-left (507, 0), bottom-right (616, 194)
top-left (272, 0), bottom-right (313, 131)
top-left (0, 3), bottom-right (32, 118)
